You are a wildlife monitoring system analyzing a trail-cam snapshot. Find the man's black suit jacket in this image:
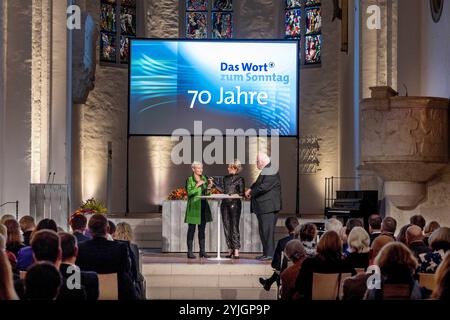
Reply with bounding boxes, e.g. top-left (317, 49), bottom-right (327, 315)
top-left (250, 164), bottom-right (282, 214)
